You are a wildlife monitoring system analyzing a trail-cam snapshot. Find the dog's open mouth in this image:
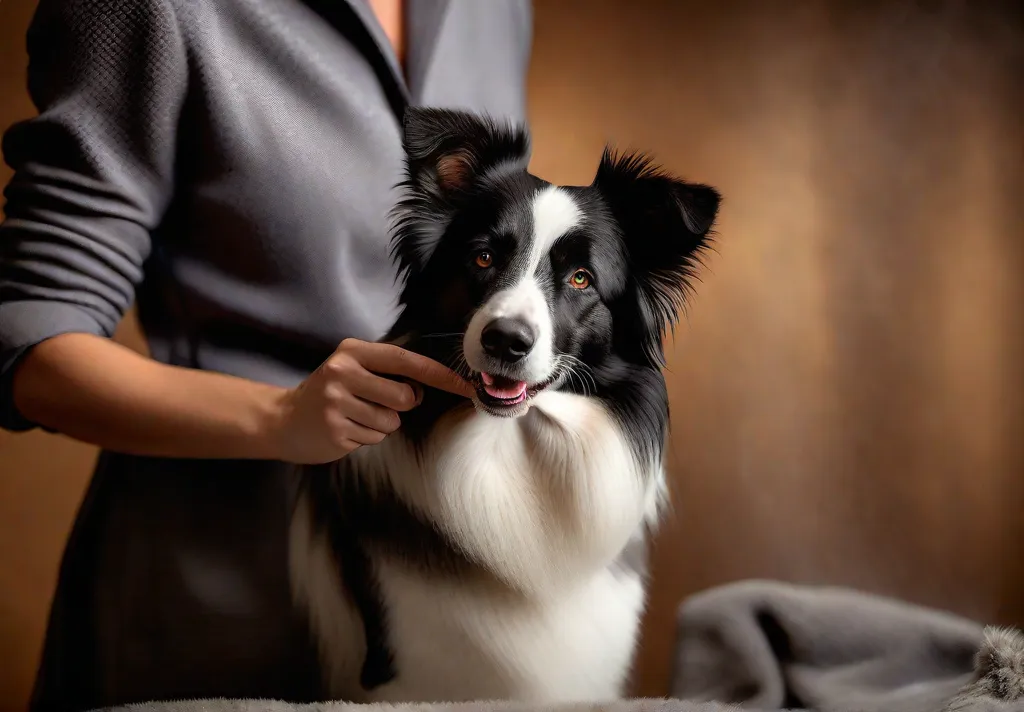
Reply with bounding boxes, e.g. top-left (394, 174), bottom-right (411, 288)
top-left (472, 372), bottom-right (552, 414)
